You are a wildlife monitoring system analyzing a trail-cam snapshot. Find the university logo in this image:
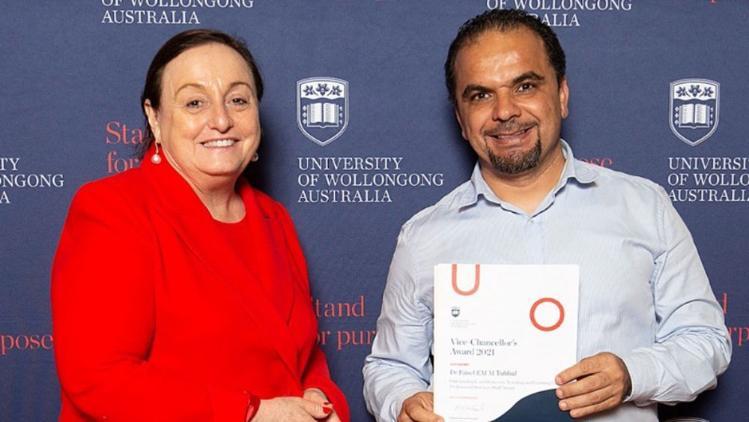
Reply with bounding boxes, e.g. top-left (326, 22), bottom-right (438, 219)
top-left (297, 77), bottom-right (348, 146)
top-left (669, 79), bottom-right (720, 146)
